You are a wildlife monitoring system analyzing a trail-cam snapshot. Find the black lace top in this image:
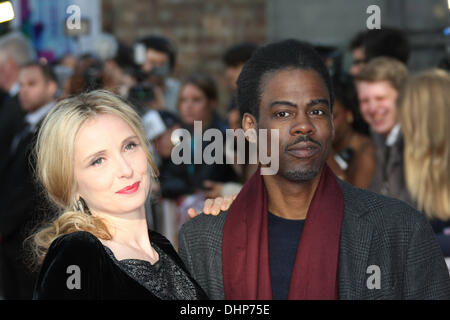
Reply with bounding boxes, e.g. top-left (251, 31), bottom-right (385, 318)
top-left (103, 241), bottom-right (200, 299)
